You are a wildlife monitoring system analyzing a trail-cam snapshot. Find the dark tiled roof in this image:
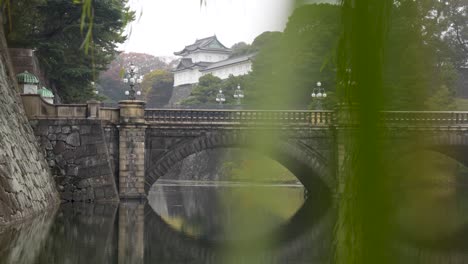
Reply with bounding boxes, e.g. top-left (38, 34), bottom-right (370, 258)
top-left (176, 58), bottom-right (194, 69)
top-left (174, 36), bottom-right (231, 56)
top-left (173, 58), bottom-right (212, 72)
top-left (200, 53), bottom-right (256, 72)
